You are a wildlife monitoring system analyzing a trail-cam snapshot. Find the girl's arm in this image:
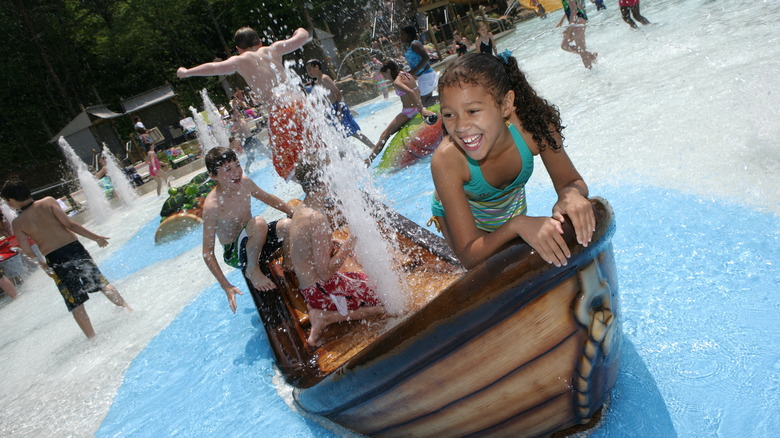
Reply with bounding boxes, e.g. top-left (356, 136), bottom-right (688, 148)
top-left (490, 34), bottom-right (498, 56)
top-left (177, 56), bottom-right (242, 78)
top-left (538, 130), bottom-right (595, 247)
